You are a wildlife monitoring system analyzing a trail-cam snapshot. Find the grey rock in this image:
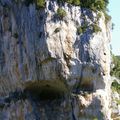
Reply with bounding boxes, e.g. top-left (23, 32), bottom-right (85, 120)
top-left (0, 0), bottom-right (112, 120)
